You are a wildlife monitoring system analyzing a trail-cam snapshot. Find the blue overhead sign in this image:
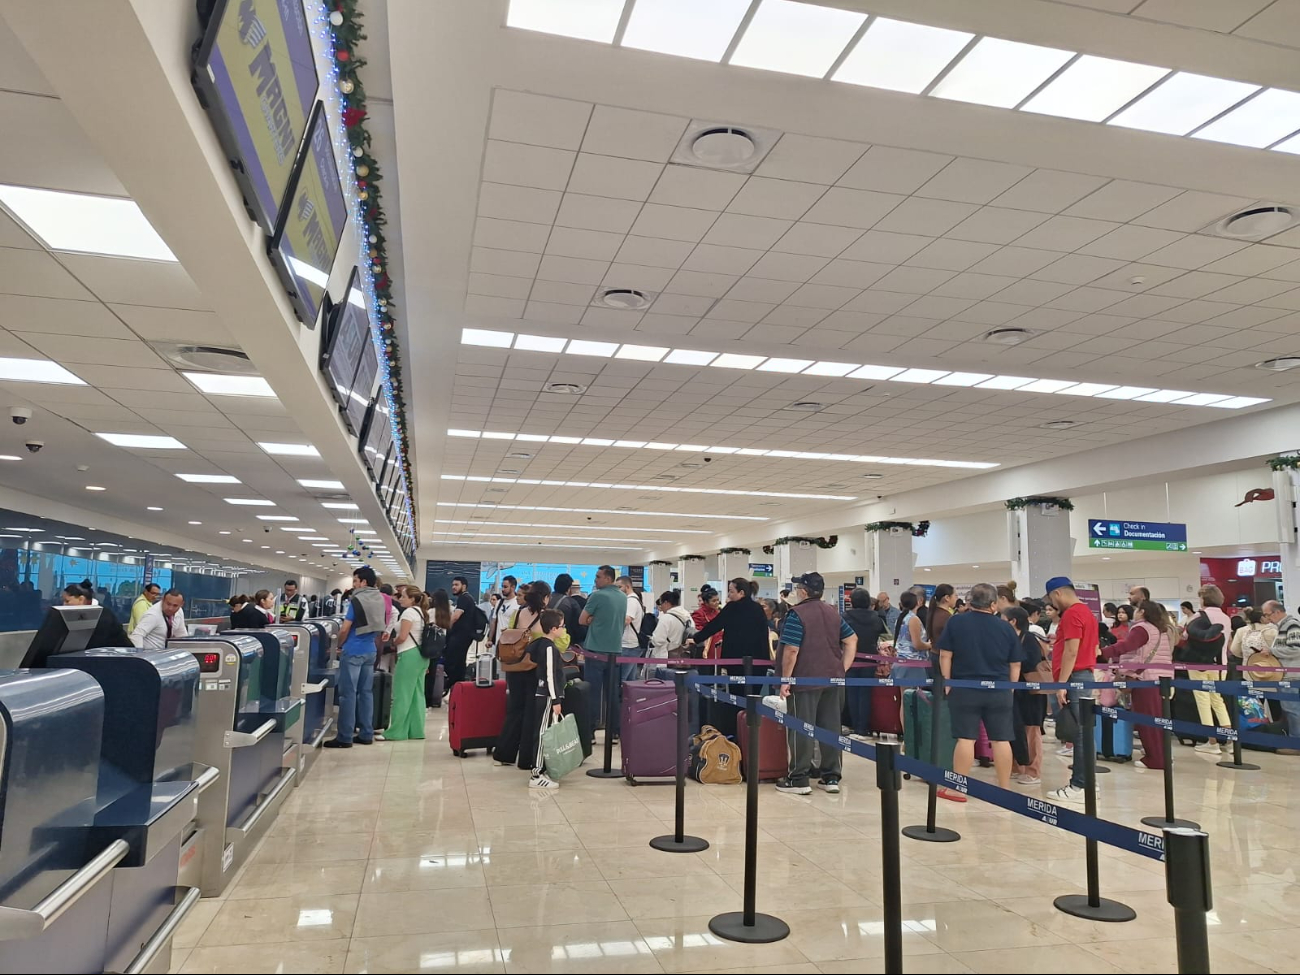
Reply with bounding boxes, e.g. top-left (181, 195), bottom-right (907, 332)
top-left (1087, 519), bottom-right (1188, 552)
